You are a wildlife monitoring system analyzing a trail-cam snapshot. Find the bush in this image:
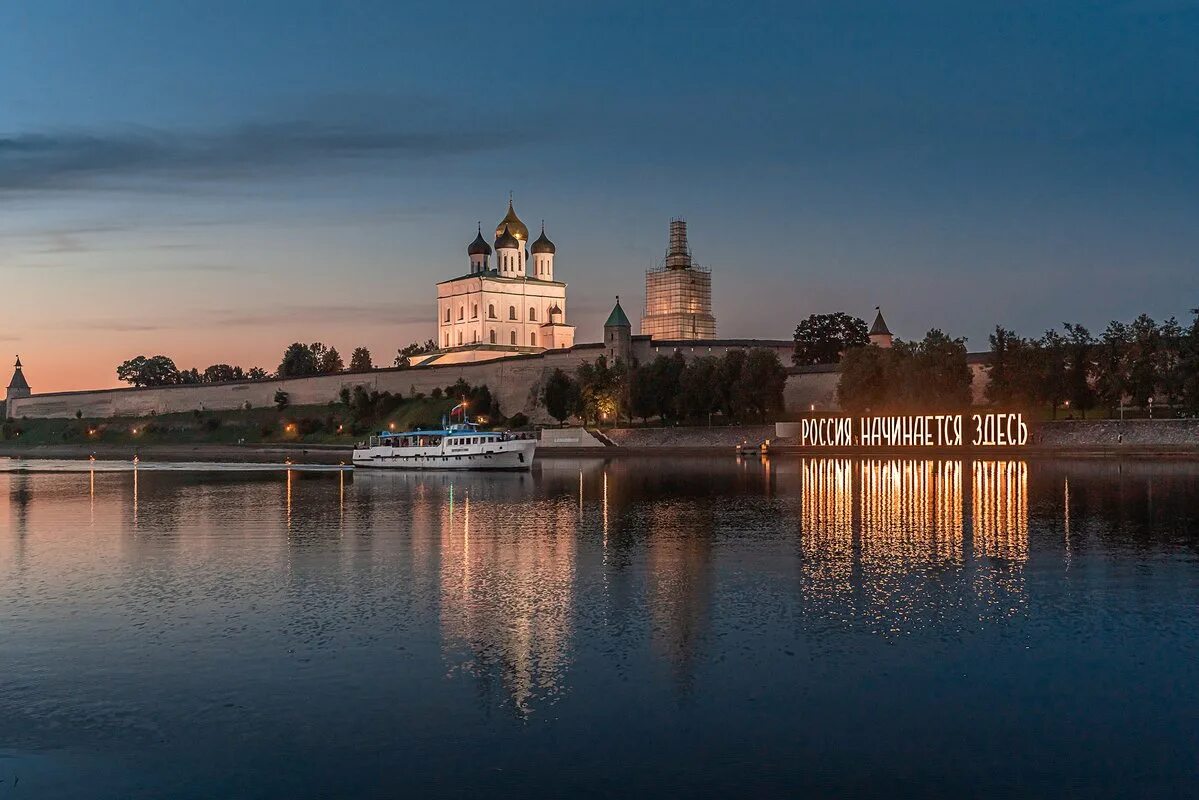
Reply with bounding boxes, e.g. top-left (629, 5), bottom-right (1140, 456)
top-left (203, 417), bottom-right (221, 432)
top-left (274, 390), bottom-right (290, 410)
top-left (259, 423), bottom-right (275, 439)
top-left (507, 412), bottom-right (530, 429)
top-left (297, 417), bottom-right (323, 436)
top-left (431, 387), bottom-right (443, 400)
